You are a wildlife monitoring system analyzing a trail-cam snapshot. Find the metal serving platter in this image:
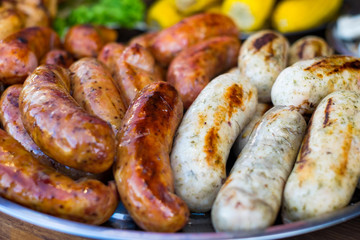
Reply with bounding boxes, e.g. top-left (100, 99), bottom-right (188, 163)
top-left (1, 187), bottom-right (360, 240)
